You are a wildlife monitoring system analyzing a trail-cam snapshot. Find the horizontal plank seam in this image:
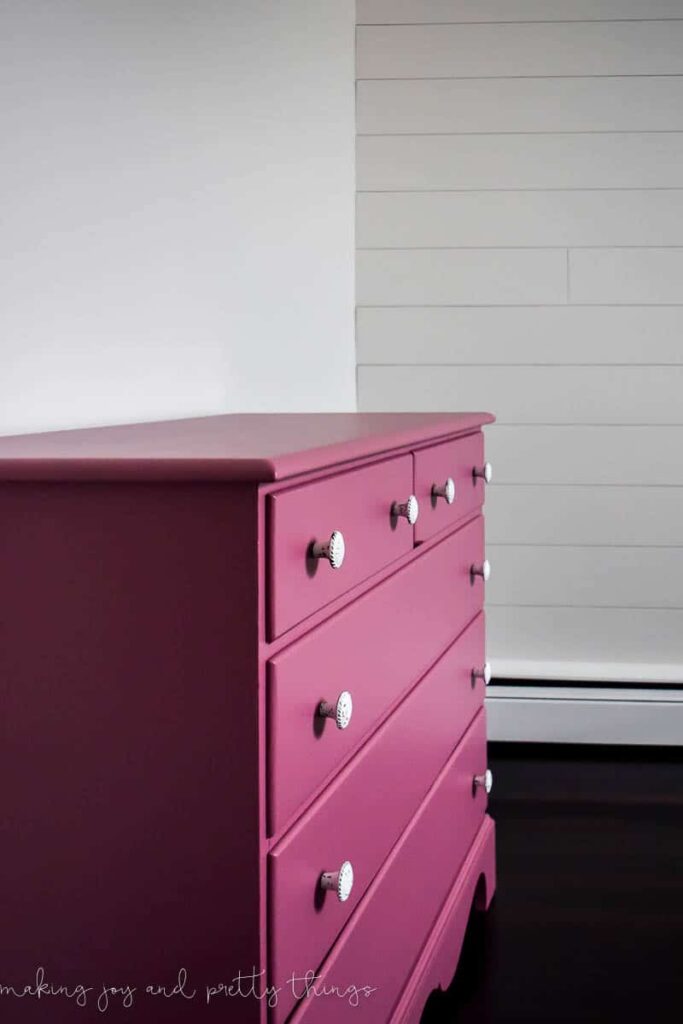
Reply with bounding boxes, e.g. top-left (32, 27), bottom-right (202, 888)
top-left (487, 603), bottom-right (683, 610)
top-left (356, 302), bottom-right (683, 307)
top-left (487, 542), bottom-right (683, 549)
top-left (356, 421), bottom-right (683, 427)
top-left (357, 73), bottom-right (683, 82)
top-left (357, 188), bottom-right (683, 194)
top-left (476, 484), bottom-right (683, 489)
top-left (358, 244), bottom-right (683, 250)
top-left (486, 695), bottom-right (683, 704)
top-left (358, 19), bottom-right (683, 27)
top-left (357, 363), bottom-right (683, 368)
top-left (358, 133), bottom-right (683, 140)
top-left (357, 304), bottom-right (683, 308)
top-left (357, 131), bottom-right (683, 138)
